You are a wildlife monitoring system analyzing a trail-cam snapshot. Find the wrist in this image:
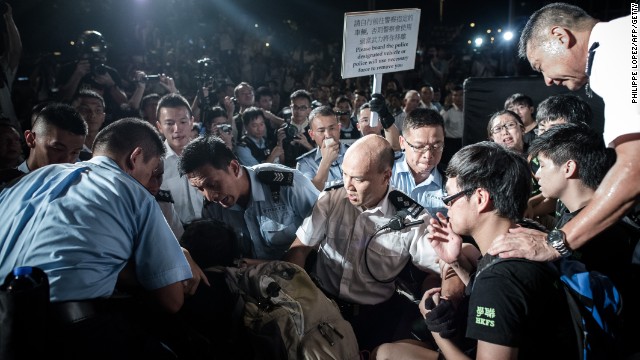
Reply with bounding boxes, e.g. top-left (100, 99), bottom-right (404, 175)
top-left (546, 229), bottom-right (572, 258)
